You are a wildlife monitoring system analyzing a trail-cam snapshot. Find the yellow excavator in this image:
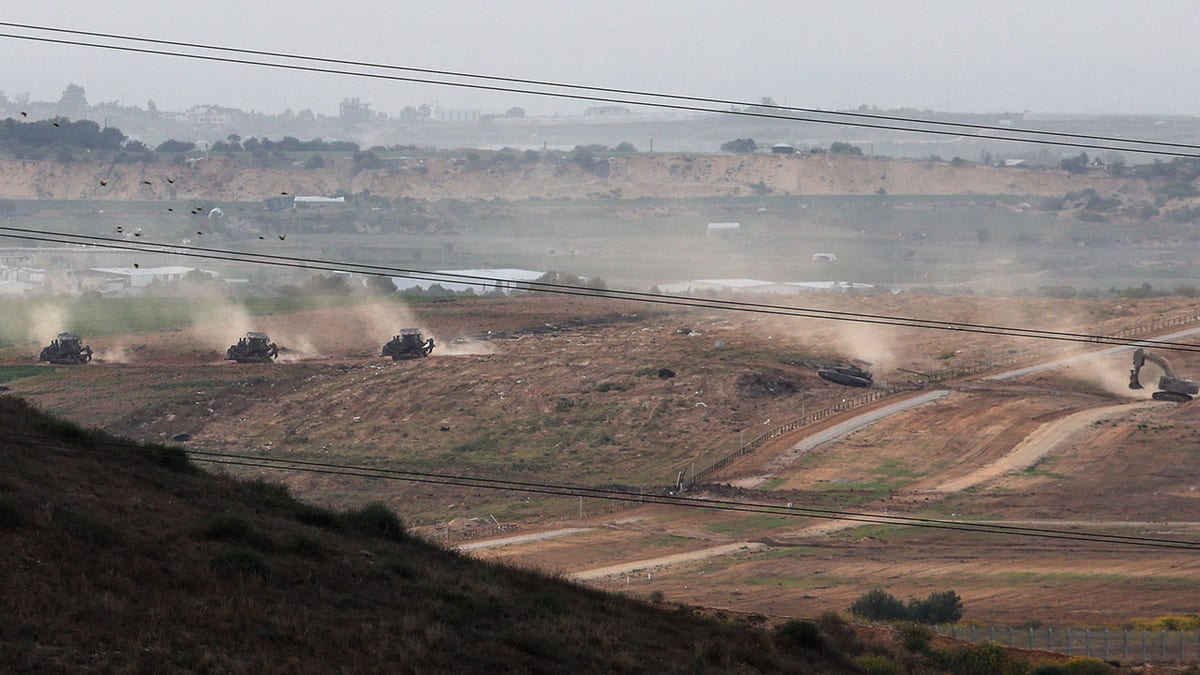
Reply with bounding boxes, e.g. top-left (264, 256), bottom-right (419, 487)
top-left (1129, 348), bottom-right (1199, 402)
